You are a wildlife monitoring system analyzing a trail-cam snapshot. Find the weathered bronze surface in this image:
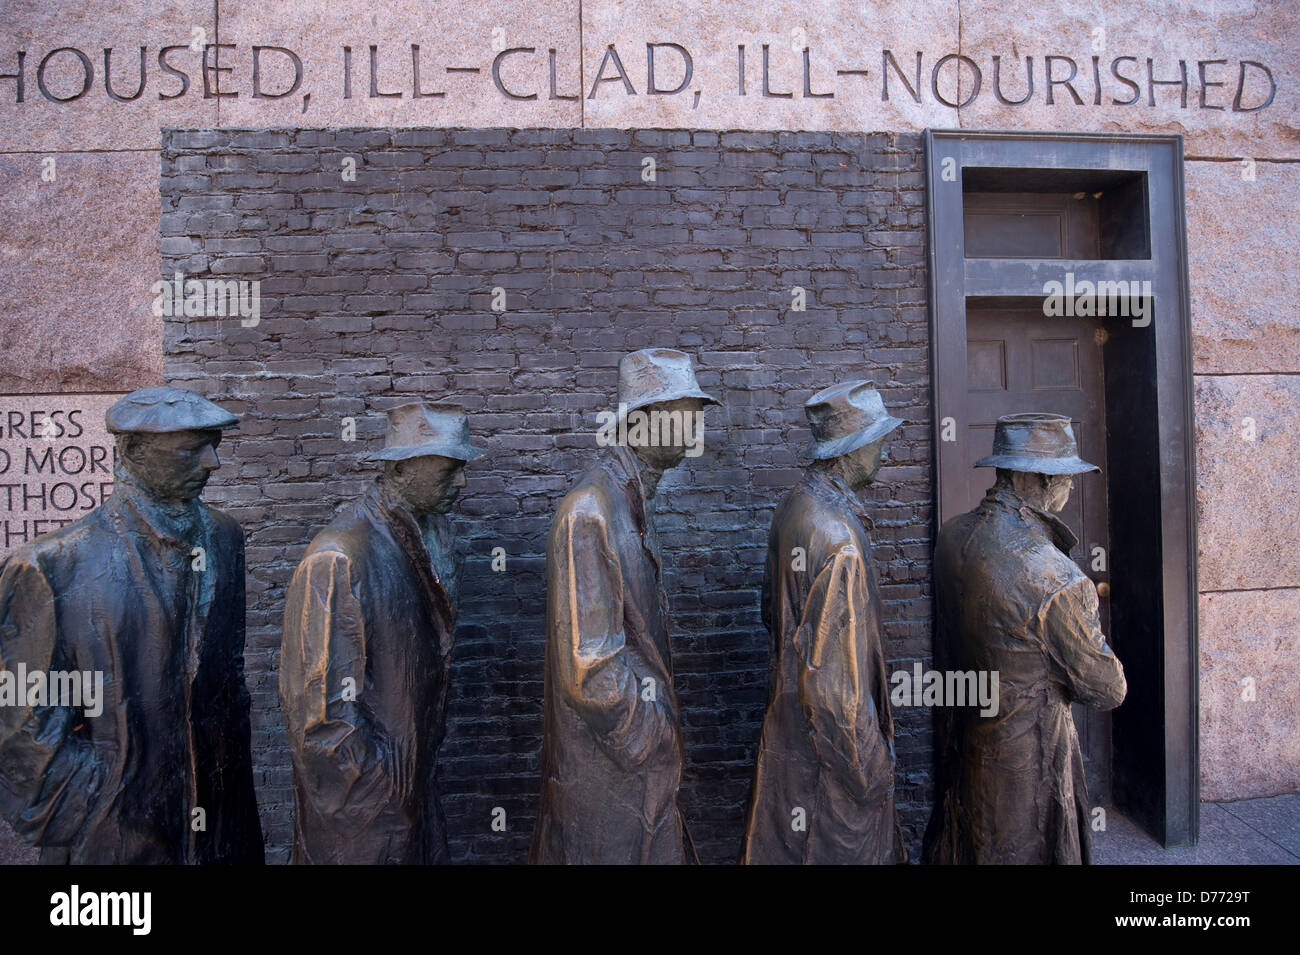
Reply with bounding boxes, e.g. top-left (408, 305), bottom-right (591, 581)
top-left (0, 386), bottom-right (263, 864)
top-left (531, 349), bottom-right (717, 864)
top-left (923, 413), bottom-right (1127, 865)
top-left (280, 403), bottom-right (481, 864)
top-left (742, 381), bottom-right (906, 864)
